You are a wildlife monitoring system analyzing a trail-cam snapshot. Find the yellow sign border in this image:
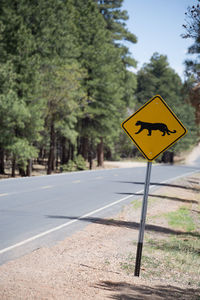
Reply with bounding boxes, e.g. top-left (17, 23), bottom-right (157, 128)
top-left (121, 95), bottom-right (187, 161)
